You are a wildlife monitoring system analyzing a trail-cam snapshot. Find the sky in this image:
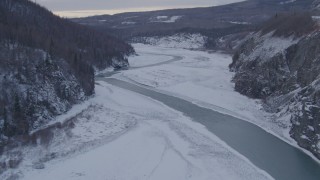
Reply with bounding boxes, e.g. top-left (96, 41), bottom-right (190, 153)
top-left (36, 0), bottom-right (245, 17)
